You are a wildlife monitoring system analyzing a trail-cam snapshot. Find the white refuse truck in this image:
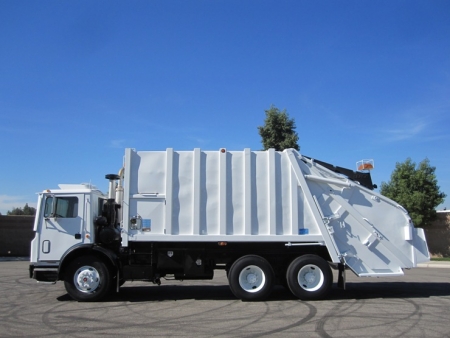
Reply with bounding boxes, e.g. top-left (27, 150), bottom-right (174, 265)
top-left (29, 148), bottom-right (430, 302)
